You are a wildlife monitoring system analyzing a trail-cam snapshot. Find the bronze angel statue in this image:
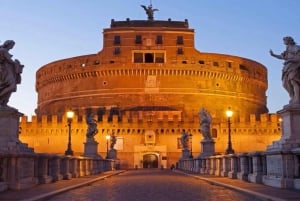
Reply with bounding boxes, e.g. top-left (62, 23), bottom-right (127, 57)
top-left (141, 4), bottom-right (158, 20)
